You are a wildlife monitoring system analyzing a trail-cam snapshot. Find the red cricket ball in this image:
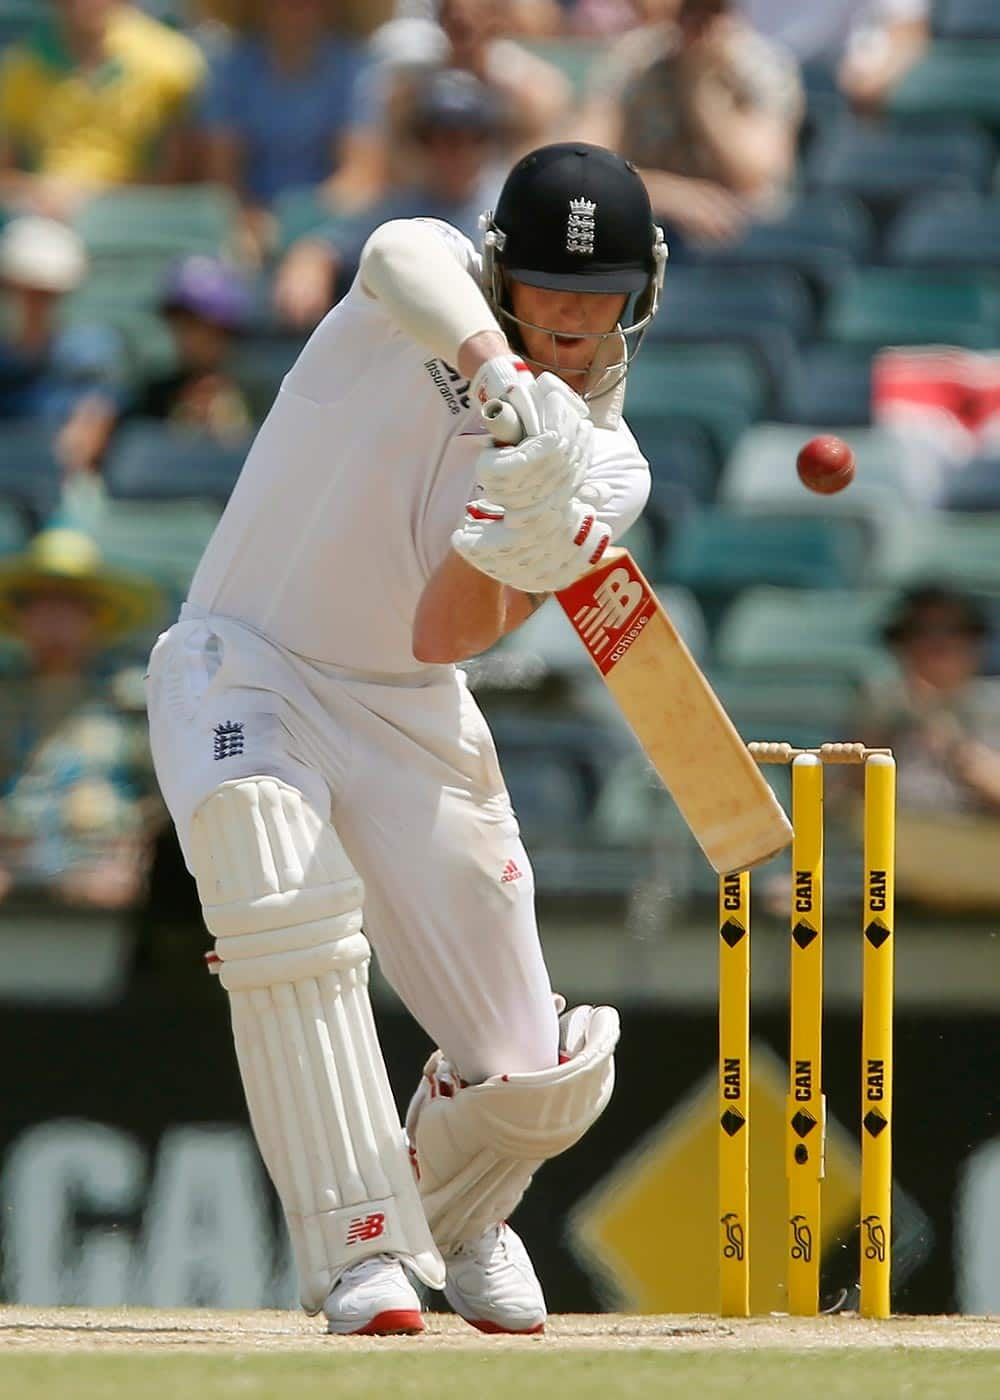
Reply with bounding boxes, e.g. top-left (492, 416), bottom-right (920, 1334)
top-left (796, 435), bottom-right (856, 494)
